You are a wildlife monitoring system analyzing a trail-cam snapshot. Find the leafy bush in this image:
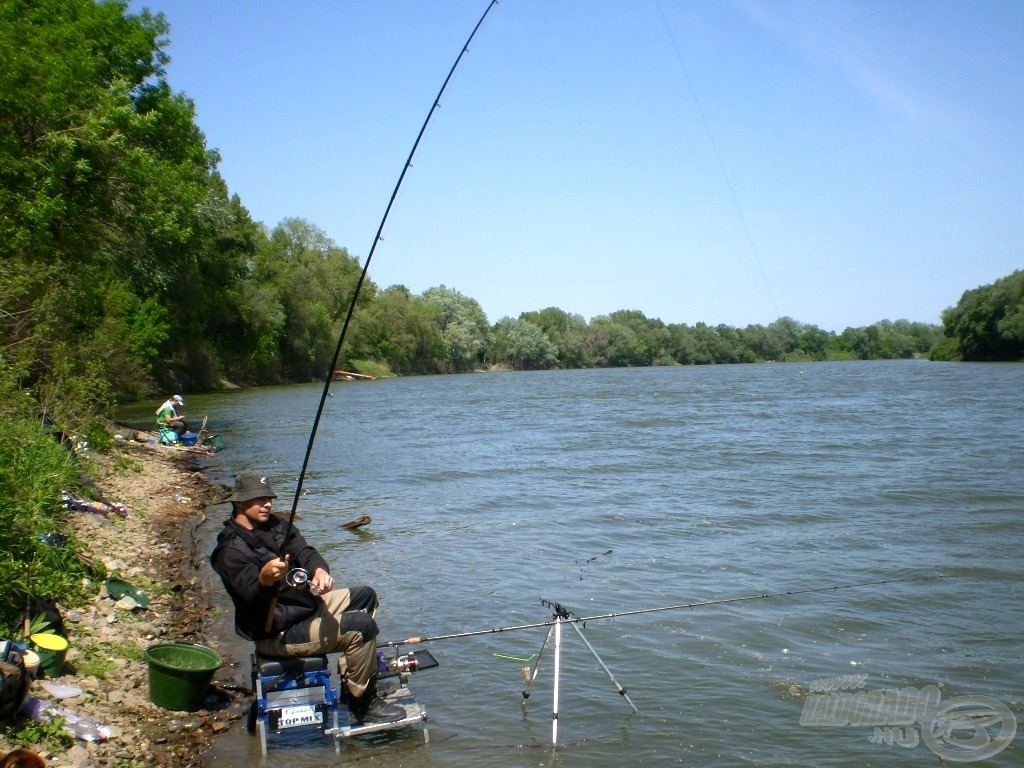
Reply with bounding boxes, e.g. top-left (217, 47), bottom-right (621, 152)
top-left (1, 712), bottom-right (75, 751)
top-left (929, 336), bottom-right (962, 361)
top-left (0, 415), bottom-right (88, 632)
